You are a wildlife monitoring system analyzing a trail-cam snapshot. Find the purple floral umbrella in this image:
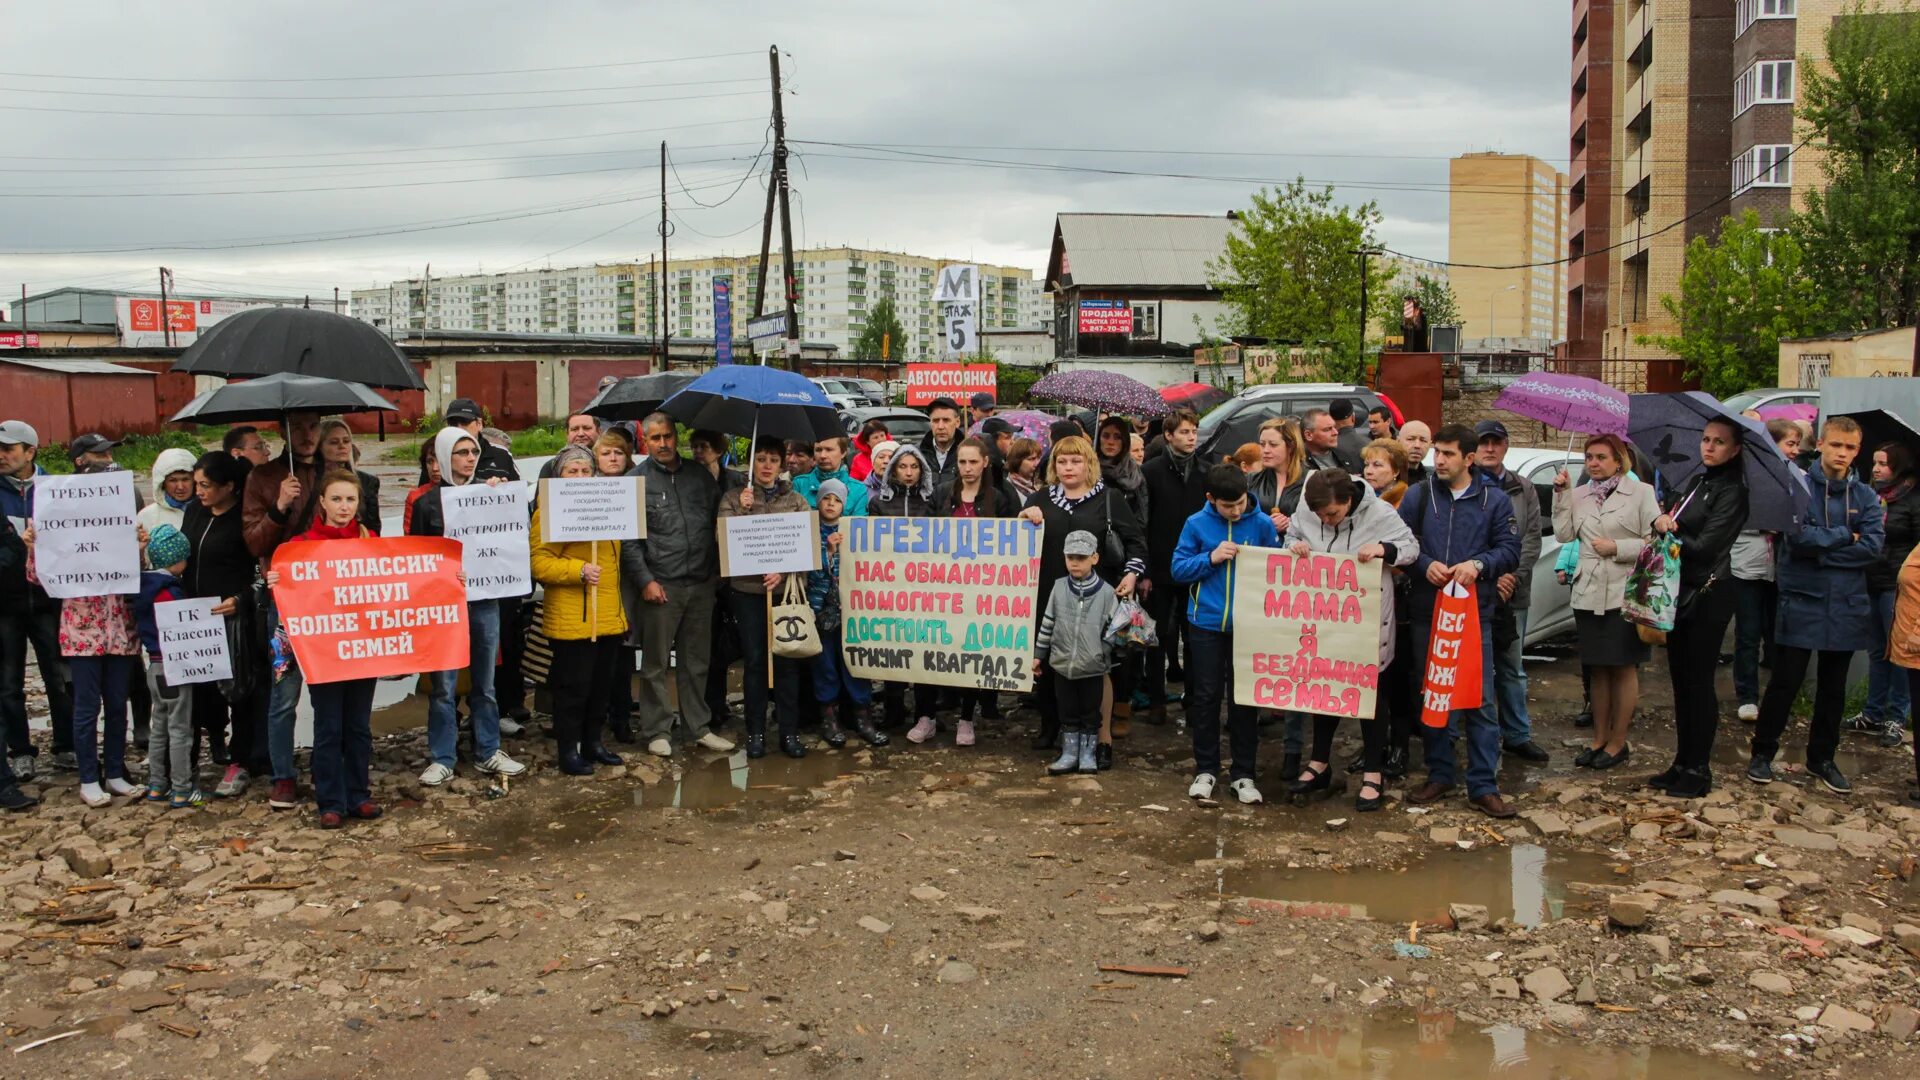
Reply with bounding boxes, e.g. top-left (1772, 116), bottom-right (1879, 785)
top-left (1493, 372), bottom-right (1629, 437)
top-left (1031, 369), bottom-right (1169, 418)
top-left (968, 409), bottom-right (1057, 452)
